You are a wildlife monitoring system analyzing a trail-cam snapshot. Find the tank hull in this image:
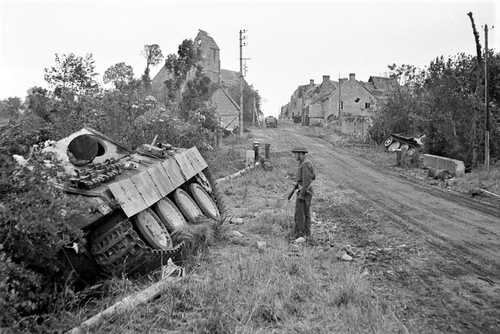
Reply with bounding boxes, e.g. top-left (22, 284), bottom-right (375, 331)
top-left (48, 128), bottom-right (226, 277)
